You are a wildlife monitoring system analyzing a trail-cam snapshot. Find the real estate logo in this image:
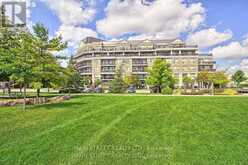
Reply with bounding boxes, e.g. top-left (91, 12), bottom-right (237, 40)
top-left (1, 0), bottom-right (26, 27)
